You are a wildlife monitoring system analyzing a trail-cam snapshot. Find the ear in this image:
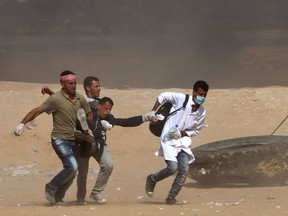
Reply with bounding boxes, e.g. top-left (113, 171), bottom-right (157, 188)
top-left (85, 86), bottom-right (90, 92)
top-left (60, 81), bottom-right (65, 88)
